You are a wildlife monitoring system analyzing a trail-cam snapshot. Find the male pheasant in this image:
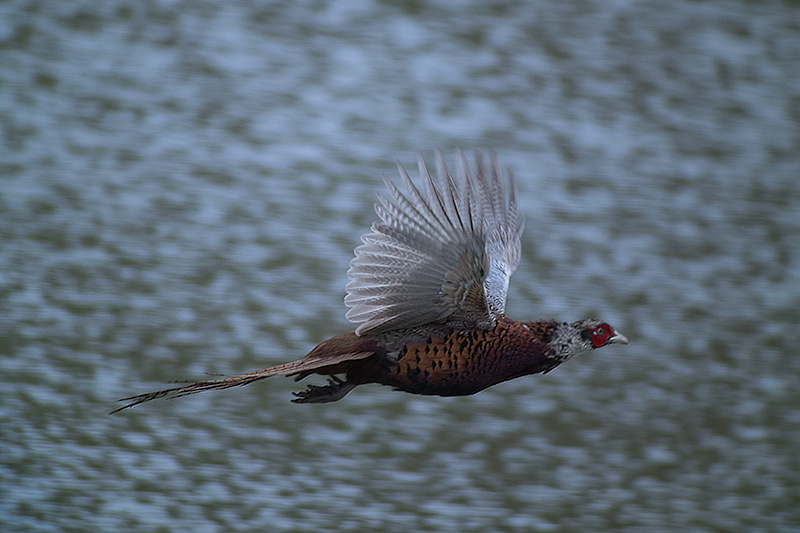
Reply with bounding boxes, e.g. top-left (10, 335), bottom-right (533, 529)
top-left (112, 151), bottom-right (627, 413)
